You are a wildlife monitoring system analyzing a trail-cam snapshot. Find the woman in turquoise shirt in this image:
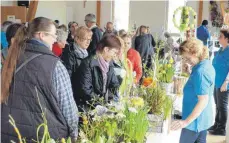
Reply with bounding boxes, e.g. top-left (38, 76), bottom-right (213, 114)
top-left (209, 29), bottom-right (229, 136)
top-left (171, 39), bottom-right (215, 143)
